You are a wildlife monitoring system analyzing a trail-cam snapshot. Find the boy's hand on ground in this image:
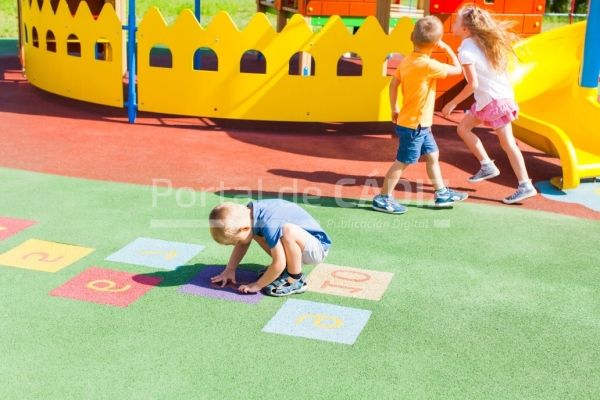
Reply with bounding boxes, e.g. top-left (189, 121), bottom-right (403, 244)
top-left (442, 102), bottom-right (457, 118)
top-left (210, 268), bottom-right (237, 288)
top-left (238, 283), bottom-right (261, 294)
